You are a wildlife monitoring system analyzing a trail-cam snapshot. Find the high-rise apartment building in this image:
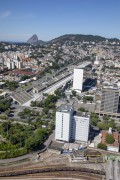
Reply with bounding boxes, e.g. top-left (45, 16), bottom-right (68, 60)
top-left (73, 62), bottom-right (92, 92)
top-left (73, 115), bottom-right (90, 142)
top-left (55, 105), bottom-right (74, 142)
top-left (55, 105), bottom-right (90, 142)
top-left (100, 88), bottom-right (119, 113)
top-left (73, 68), bottom-right (83, 92)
